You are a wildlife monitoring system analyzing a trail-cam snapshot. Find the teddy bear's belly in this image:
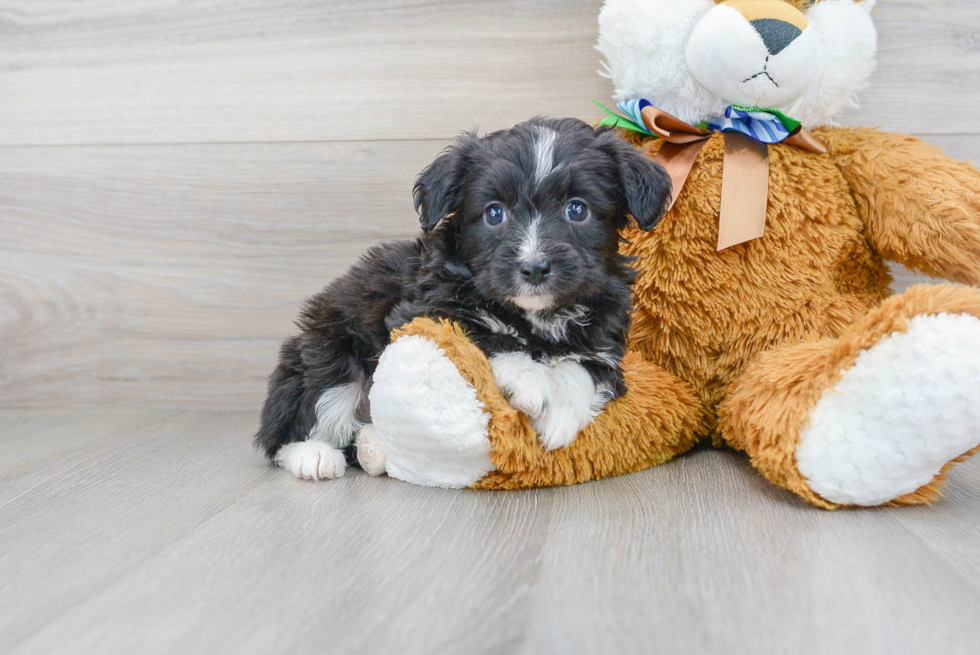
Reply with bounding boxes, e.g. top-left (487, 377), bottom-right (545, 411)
top-left (623, 143), bottom-right (892, 434)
